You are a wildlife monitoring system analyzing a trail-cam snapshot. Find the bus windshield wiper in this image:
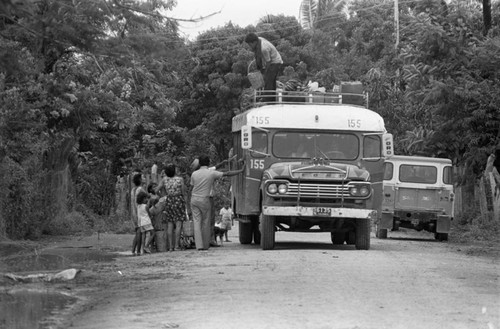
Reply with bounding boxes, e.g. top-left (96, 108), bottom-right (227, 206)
top-left (315, 146), bottom-right (329, 160)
